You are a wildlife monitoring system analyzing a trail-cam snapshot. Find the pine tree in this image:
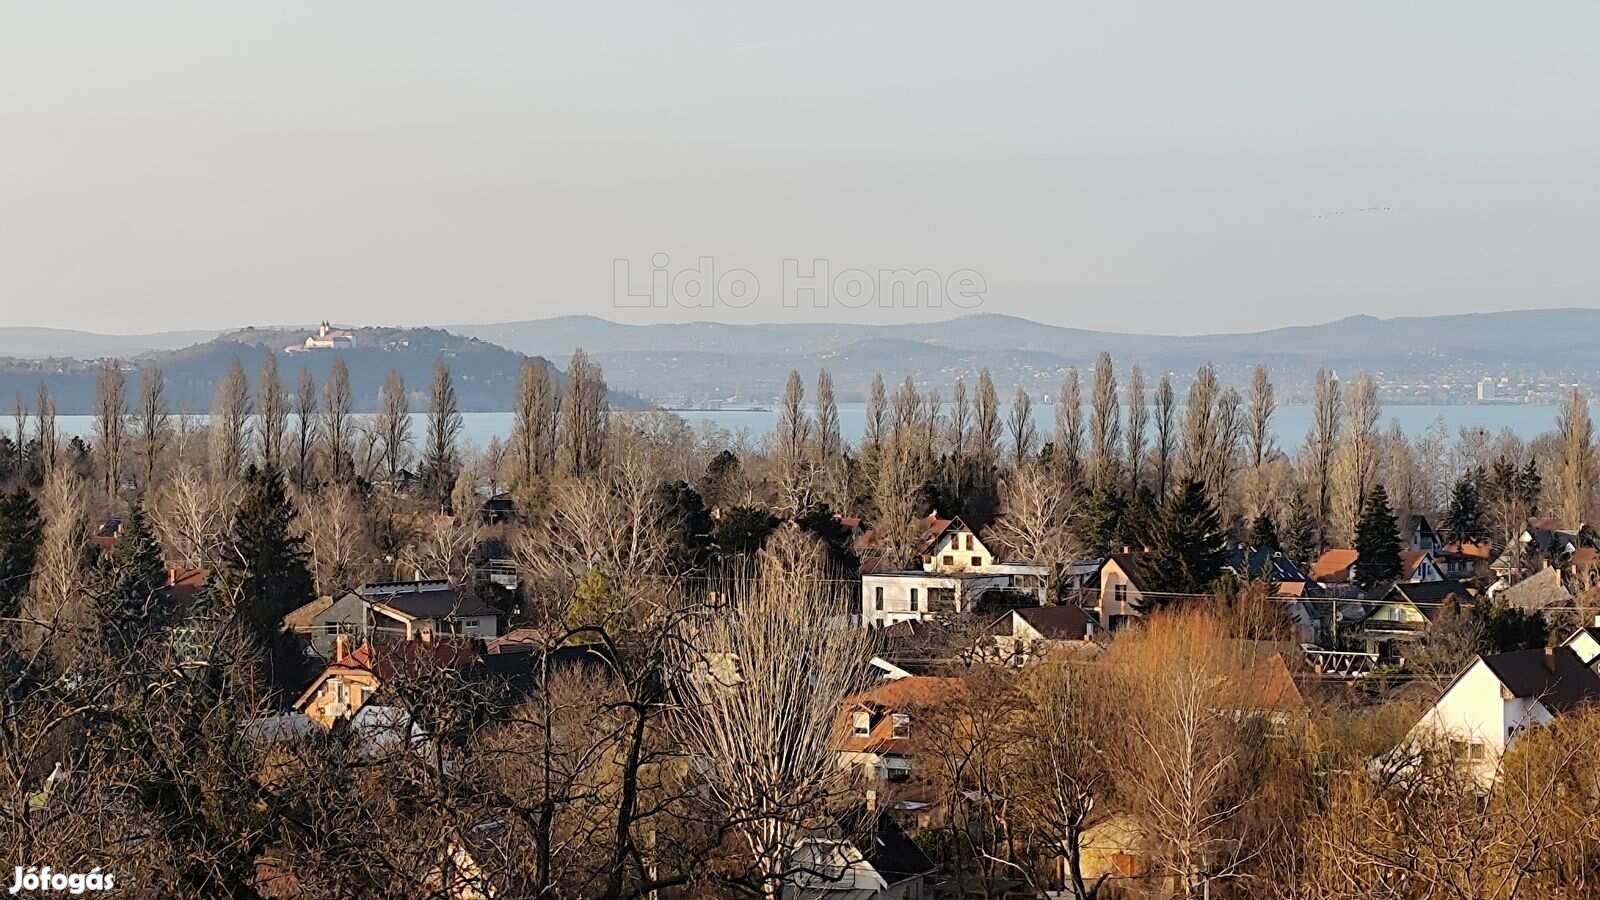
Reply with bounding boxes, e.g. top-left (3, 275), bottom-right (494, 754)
top-left (1443, 472), bottom-right (1485, 542)
top-left (0, 487), bottom-right (41, 619)
top-left (1080, 481), bottom-right (1128, 558)
top-left (1247, 509), bottom-right (1280, 553)
top-left (225, 464), bottom-right (313, 638)
top-left (1140, 478), bottom-right (1227, 603)
top-left (1282, 493), bottom-right (1317, 569)
top-left (99, 503), bottom-right (167, 651)
top-left (1353, 483), bottom-right (1402, 589)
